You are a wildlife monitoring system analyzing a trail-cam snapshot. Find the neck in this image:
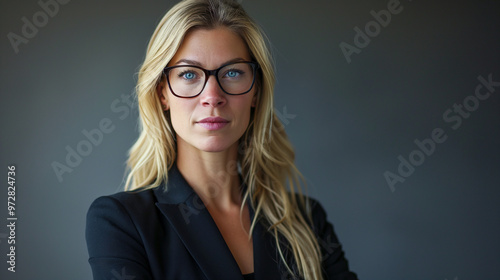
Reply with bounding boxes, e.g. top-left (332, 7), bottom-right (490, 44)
top-left (176, 139), bottom-right (242, 211)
